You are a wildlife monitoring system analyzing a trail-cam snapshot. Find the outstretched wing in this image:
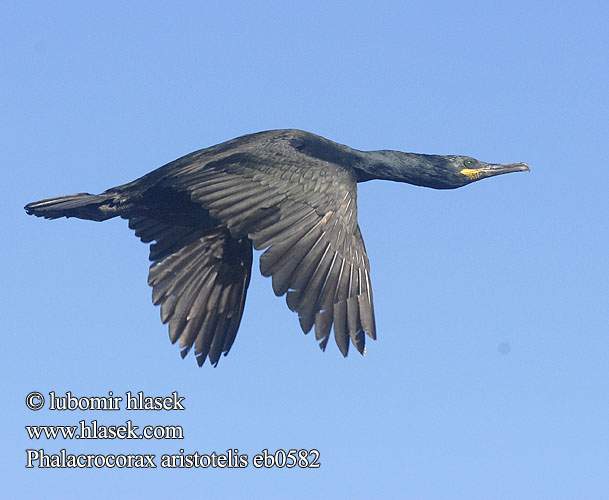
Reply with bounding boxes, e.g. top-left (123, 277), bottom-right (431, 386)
top-left (163, 141), bottom-right (376, 356)
top-left (126, 214), bottom-right (252, 366)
